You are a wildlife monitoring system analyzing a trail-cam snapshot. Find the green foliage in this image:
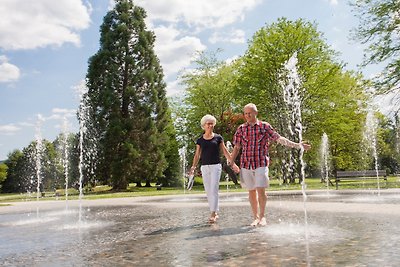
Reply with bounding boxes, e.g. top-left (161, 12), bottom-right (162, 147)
top-left (307, 71), bottom-right (368, 172)
top-left (376, 113), bottom-right (400, 173)
top-left (85, 0), bottom-right (179, 189)
top-left (180, 18), bottom-right (384, 182)
top-left (2, 140), bottom-right (64, 193)
top-left (52, 133), bottom-right (80, 187)
top-left (0, 163), bottom-right (8, 186)
top-left (179, 50), bottom-right (244, 163)
top-left (351, 0), bottom-right (400, 106)
top-left (2, 150), bottom-right (27, 193)
top-left (237, 18), bottom-right (370, 181)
